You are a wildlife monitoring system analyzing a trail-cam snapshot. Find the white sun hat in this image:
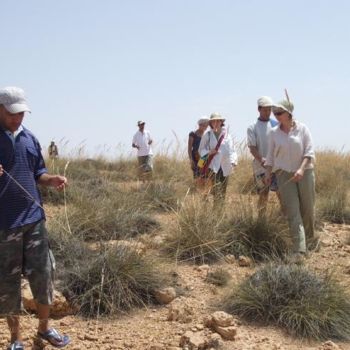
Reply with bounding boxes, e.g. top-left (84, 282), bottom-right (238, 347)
top-left (273, 99), bottom-right (294, 115)
top-left (0, 87), bottom-right (31, 114)
top-left (210, 112), bottom-right (225, 121)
